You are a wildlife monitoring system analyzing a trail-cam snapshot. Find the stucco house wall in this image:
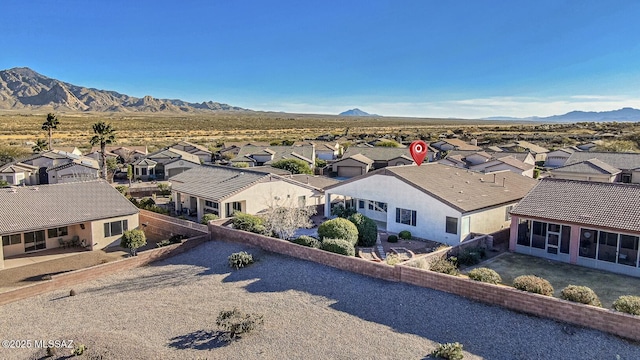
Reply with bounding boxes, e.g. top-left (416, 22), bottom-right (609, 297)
top-left (224, 180), bottom-right (319, 217)
top-left (89, 213), bottom-right (140, 250)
